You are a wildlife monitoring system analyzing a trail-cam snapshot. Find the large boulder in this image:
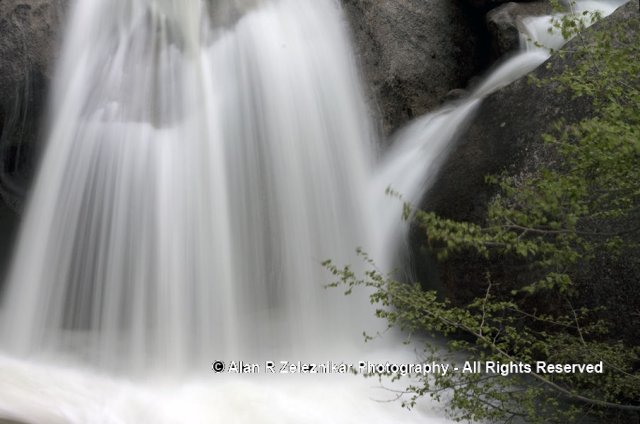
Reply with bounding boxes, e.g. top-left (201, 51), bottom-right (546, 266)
top-left (341, 0), bottom-right (490, 136)
top-left (424, 1), bottom-right (638, 226)
top-left (414, 1), bottom-right (640, 341)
